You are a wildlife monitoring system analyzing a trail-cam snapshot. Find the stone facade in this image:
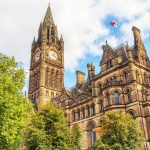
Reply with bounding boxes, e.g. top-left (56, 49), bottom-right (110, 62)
top-left (29, 5), bottom-right (150, 150)
top-left (28, 5), bottom-right (64, 108)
